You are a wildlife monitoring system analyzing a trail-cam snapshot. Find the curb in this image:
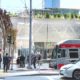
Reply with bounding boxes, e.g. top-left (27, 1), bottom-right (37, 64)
top-left (0, 73), bottom-right (59, 78)
top-left (0, 69), bottom-right (59, 78)
top-left (12, 73), bottom-right (59, 76)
